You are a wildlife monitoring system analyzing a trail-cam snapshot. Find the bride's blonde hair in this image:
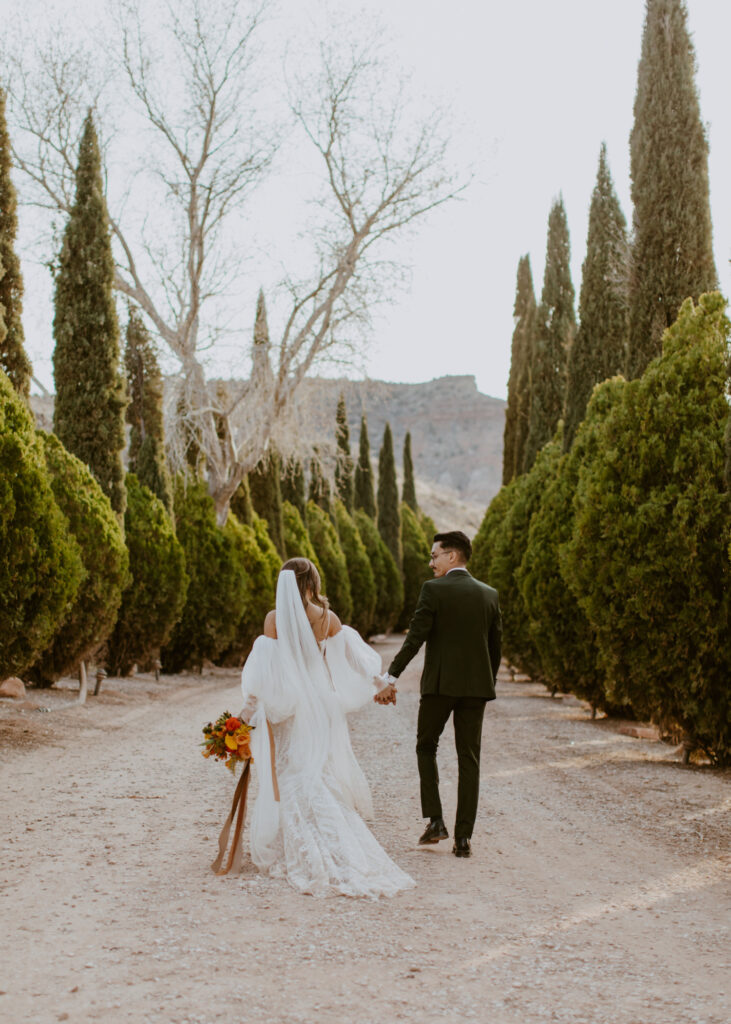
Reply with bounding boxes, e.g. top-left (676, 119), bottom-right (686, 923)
top-left (281, 557), bottom-right (328, 611)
